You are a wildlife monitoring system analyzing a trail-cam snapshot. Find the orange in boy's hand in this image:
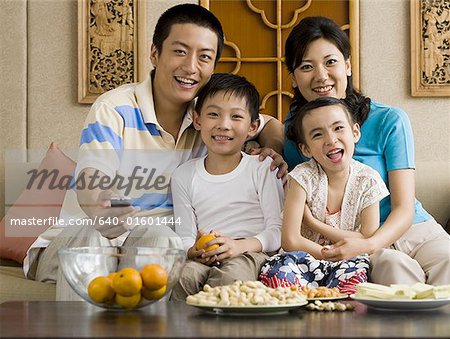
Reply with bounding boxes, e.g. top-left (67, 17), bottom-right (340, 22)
top-left (195, 234), bottom-right (219, 252)
top-left (140, 264), bottom-right (168, 291)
